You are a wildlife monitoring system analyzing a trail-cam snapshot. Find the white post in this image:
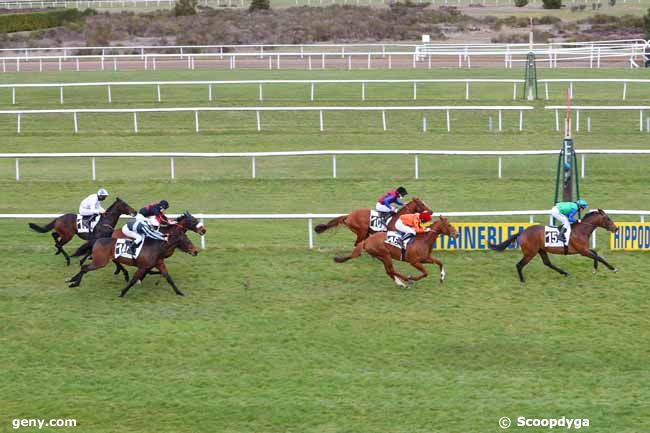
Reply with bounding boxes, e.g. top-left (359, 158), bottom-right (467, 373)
top-left (308, 56), bottom-right (312, 71)
top-left (332, 154), bottom-right (337, 178)
top-left (258, 83), bottom-right (263, 101)
top-left (308, 218), bottom-right (314, 249)
top-left (16, 113), bottom-right (21, 133)
top-left (348, 56), bottom-right (352, 70)
top-left (569, 81), bottom-right (573, 99)
top-left (587, 117), bottom-right (591, 133)
top-left (170, 157), bottom-right (175, 179)
top-left (519, 110), bottom-right (523, 131)
top-left (256, 110), bottom-right (261, 131)
top-left (422, 117), bottom-right (427, 132)
top-left (367, 53), bottom-right (371, 69)
top-left (107, 85), bottom-right (112, 103)
top-left (319, 110), bottom-right (324, 132)
top-left (555, 109), bottom-right (559, 132)
top-left (310, 83), bottom-right (315, 101)
top-left (91, 157), bottom-right (96, 181)
top-left (581, 154), bottom-right (585, 178)
top-left (413, 82), bottom-right (417, 100)
top-left (389, 55), bottom-right (392, 69)
top-left (544, 82), bottom-right (549, 100)
top-left (194, 111), bottom-right (199, 132)
top-left (76, 58), bottom-right (79, 71)
top-left (133, 112), bottom-right (138, 133)
top-left (576, 110), bottom-right (580, 132)
top-left (12, 87), bottom-right (15, 105)
top-left (73, 112), bottom-right (78, 133)
top-left (592, 233), bottom-right (596, 249)
top-left (446, 109), bottom-right (450, 132)
top-left (208, 84), bottom-right (212, 102)
top-left (382, 110), bottom-right (387, 131)
top-left (251, 156), bottom-right (256, 178)
top-left (15, 158), bottom-right (20, 181)
top-left (414, 155), bottom-right (419, 179)
top-left (498, 110), bottom-right (502, 131)
top-left (512, 83), bottom-right (517, 100)
top-left (59, 86), bottom-right (64, 104)
top-left (498, 157), bottom-right (502, 179)
top-left (200, 218), bottom-right (206, 249)
top-left (361, 82), bottom-right (365, 101)
top-left (623, 82), bottom-right (627, 100)
top-left (529, 215), bottom-right (534, 224)
top-left (640, 110), bottom-right (644, 132)
top-left (465, 82), bottom-right (469, 100)
top-left (156, 84), bottom-right (161, 102)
